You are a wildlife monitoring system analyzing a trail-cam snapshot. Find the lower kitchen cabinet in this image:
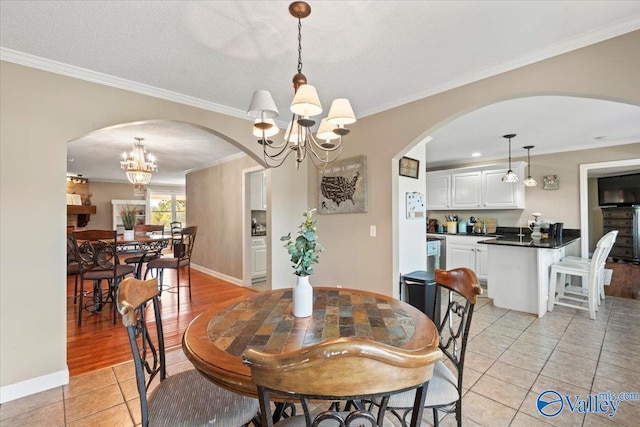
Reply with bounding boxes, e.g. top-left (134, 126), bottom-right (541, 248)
top-left (251, 237), bottom-right (267, 280)
top-left (445, 235), bottom-right (488, 281)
